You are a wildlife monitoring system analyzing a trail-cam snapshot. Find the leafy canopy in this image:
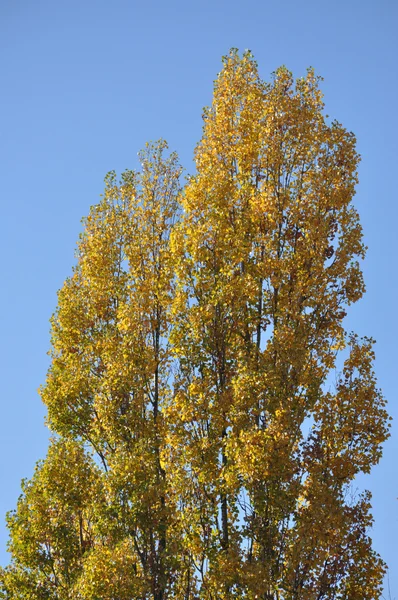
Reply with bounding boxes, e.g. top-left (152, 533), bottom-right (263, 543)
top-left (0, 49), bottom-right (390, 600)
